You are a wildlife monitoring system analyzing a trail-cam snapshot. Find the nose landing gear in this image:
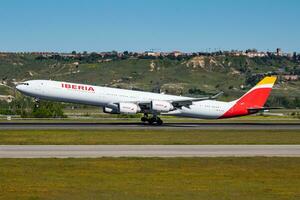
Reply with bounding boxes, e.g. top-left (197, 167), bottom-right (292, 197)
top-left (34, 98), bottom-right (40, 108)
top-left (141, 114), bottom-right (163, 125)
